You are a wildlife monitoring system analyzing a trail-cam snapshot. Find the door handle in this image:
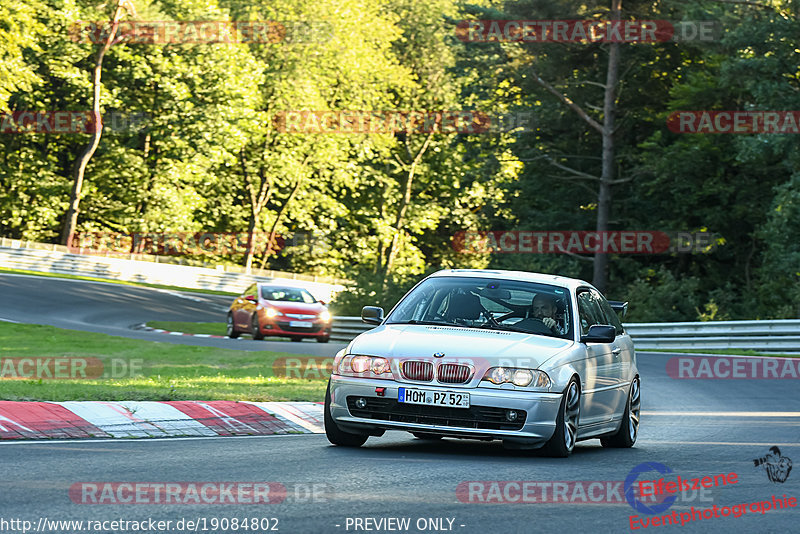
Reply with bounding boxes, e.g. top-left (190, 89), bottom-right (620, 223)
top-left (612, 348), bottom-right (621, 355)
